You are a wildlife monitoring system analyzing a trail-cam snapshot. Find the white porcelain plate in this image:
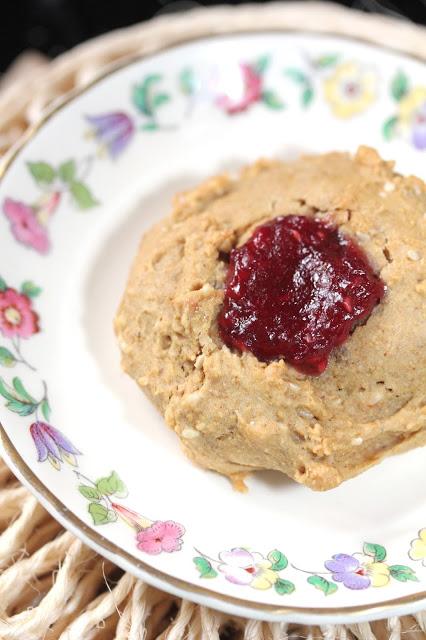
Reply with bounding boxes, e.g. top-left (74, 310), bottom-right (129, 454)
top-left (0, 32), bottom-right (425, 625)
